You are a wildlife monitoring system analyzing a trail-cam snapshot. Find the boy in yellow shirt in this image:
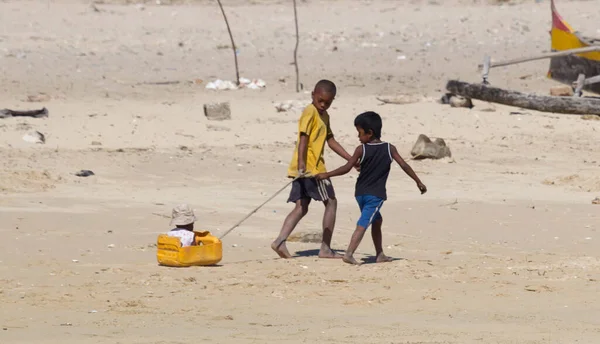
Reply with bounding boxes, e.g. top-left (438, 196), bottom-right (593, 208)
top-left (271, 80), bottom-right (354, 259)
